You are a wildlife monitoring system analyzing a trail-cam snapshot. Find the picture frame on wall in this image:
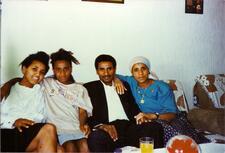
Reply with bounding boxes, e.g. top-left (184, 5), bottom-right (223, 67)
top-left (185, 0), bottom-right (203, 14)
top-left (82, 0), bottom-right (124, 4)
